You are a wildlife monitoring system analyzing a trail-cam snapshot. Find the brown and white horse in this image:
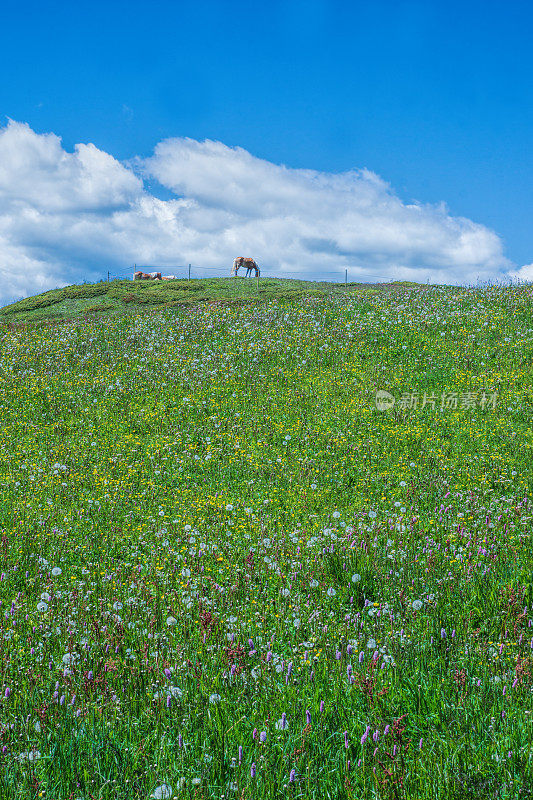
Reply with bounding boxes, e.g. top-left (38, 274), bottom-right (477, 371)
top-left (133, 271), bottom-right (162, 281)
top-left (231, 257), bottom-right (260, 277)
